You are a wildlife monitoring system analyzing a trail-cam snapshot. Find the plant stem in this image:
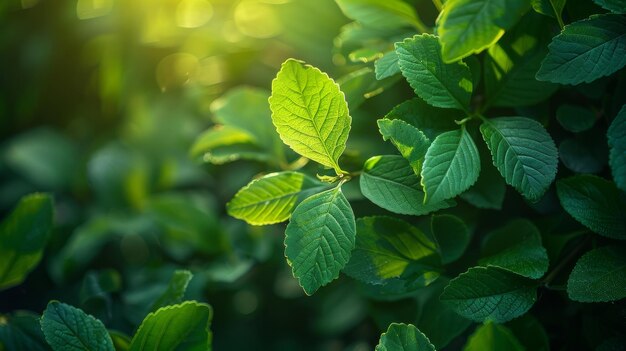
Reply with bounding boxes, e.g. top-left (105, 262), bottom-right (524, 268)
top-left (432, 0), bottom-right (443, 11)
top-left (542, 235), bottom-right (590, 287)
